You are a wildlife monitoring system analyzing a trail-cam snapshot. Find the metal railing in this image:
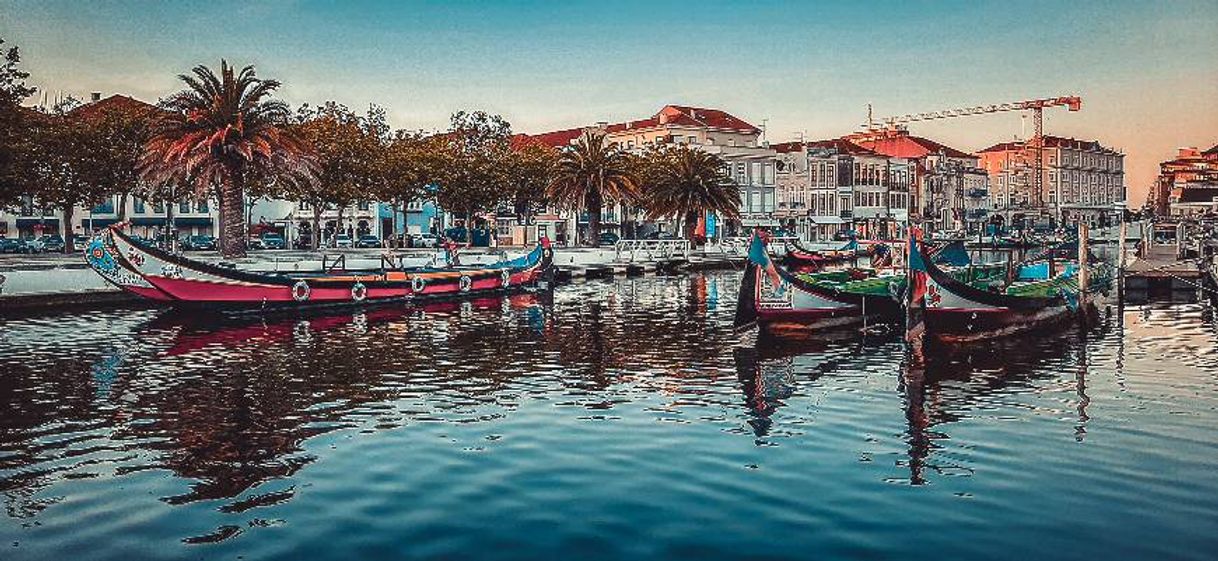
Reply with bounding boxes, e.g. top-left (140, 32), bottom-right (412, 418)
top-left (614, 239), bottom-right (691, 262)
